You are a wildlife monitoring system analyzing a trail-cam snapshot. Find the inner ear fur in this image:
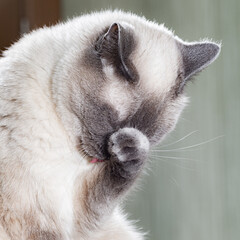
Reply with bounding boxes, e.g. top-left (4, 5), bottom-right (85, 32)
top-left (178, 41), bottom-right (221, 81)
